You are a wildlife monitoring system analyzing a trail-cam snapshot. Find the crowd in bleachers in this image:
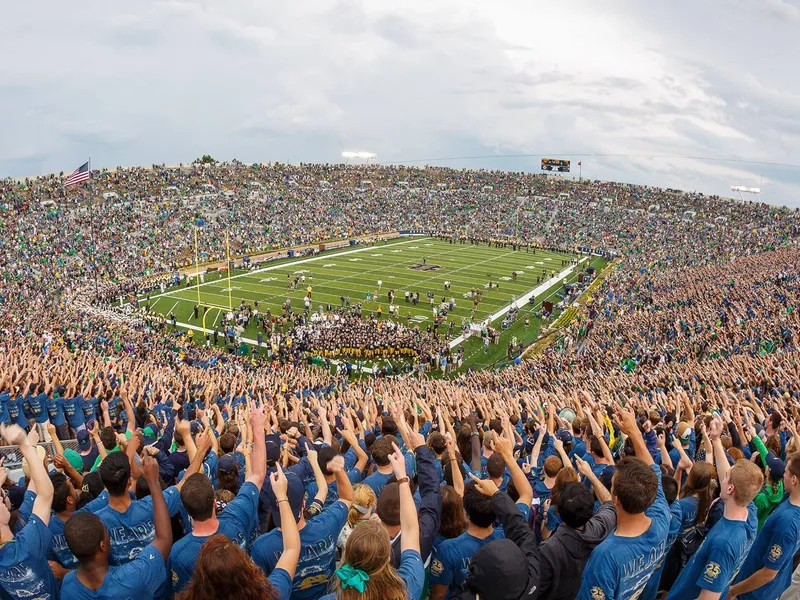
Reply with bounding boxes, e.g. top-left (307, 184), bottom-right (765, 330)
top-left (0, 162), bottom-right (799, 599)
